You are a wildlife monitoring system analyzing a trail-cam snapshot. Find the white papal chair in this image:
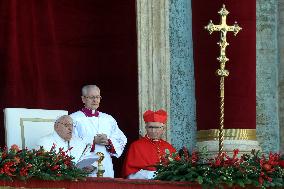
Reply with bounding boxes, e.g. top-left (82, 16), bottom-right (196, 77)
top-left (4, 108), bottom-right (68, 149)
